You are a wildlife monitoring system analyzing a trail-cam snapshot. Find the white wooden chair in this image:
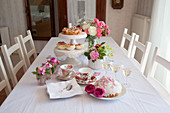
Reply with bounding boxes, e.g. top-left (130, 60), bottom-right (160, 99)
top-left (120, 28), bottom-right (136, 57)
top-left (147, 47), bottom-right (170, 103)
top-left (0, 56), bottom-right (11, 96)
top-left (1, 37), bottom-right (27, 87)
top-left (18, 30), bottom-right (37, 67)
top-left (130, 35), bottom-right (152, 74)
